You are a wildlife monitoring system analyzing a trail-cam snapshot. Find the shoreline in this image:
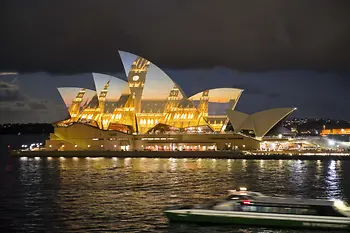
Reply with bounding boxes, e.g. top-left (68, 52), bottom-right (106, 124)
top-left (9, 150), bottom-right (350, 160)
